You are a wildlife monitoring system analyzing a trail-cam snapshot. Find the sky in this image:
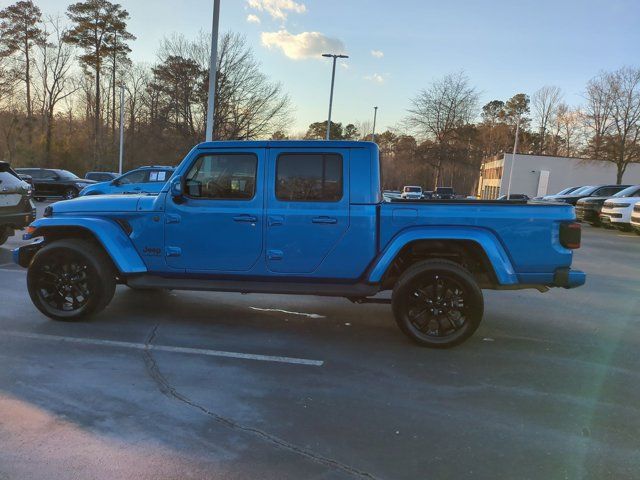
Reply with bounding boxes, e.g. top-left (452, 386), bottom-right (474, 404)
top-left (29, 0), bottom-right (640, 135)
